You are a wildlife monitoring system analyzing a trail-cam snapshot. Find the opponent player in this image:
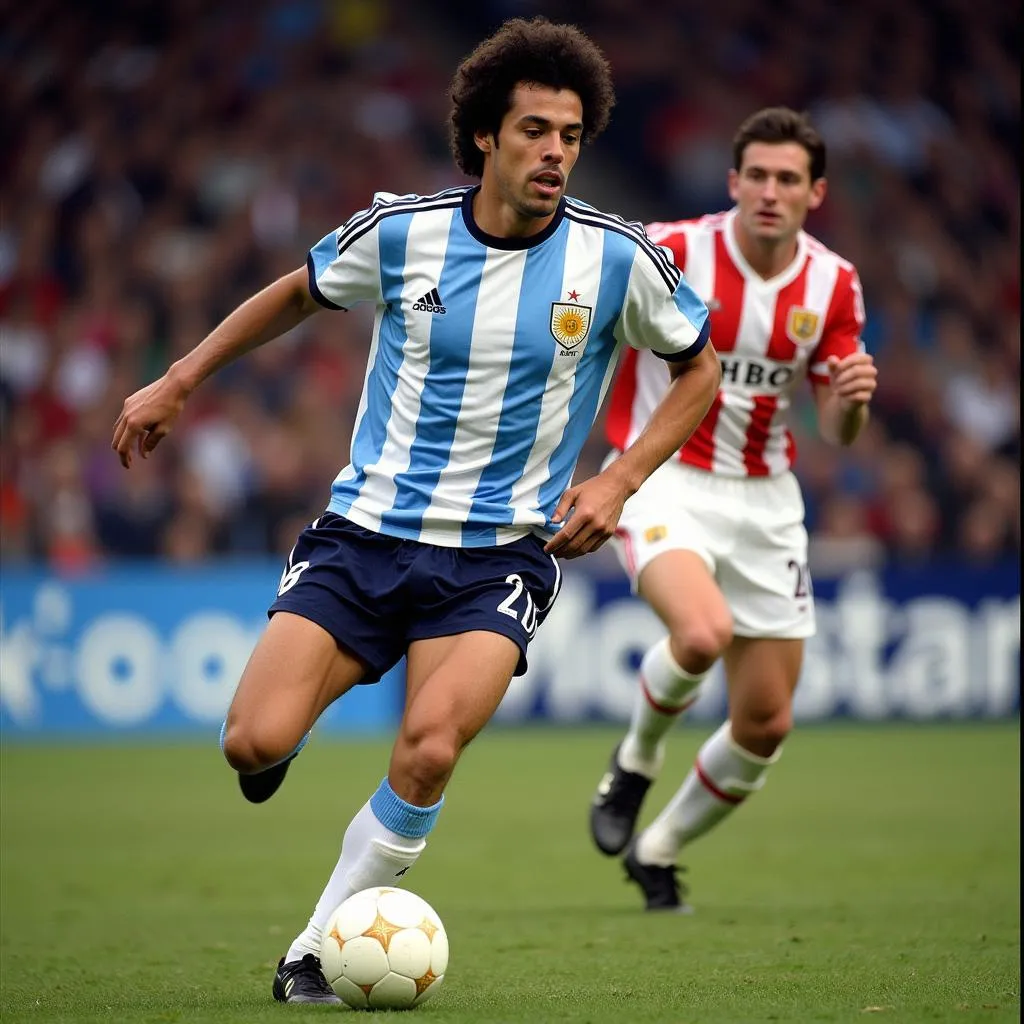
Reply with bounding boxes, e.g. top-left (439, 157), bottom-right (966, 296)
top-left (588, 107), bottom-right (877, 910)
top-left (112, 17), bottom-right (719, 1003)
